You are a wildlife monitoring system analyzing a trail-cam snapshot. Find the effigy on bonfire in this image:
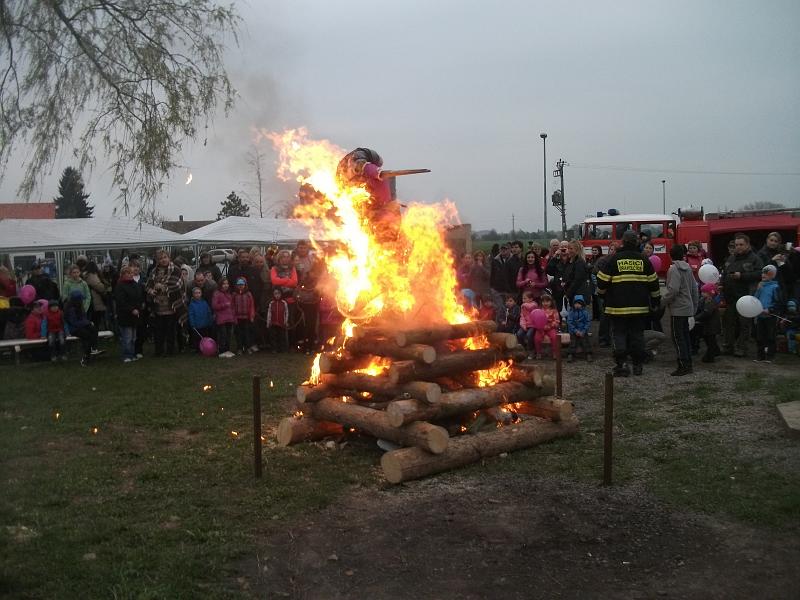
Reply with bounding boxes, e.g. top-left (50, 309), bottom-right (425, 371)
top-left (265, 128), bottom-right (578, 484)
